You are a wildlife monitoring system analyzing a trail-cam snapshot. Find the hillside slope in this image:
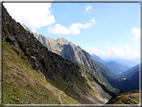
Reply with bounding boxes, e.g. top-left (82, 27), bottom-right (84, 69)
top-left (91, 54), bottom-right (130, 78)
top-left (118, 64), bottom-right (140, 79)
top-left (104, 61), bottom-right (130, 75)
top-left (109, 64), bottom-right (140, 92)
top-left (91, 54), bottom-right (106, 65)
top-left (2, 5), bottom-right (111, 104)
top-left (107, 90), bottom-right (140, 104)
